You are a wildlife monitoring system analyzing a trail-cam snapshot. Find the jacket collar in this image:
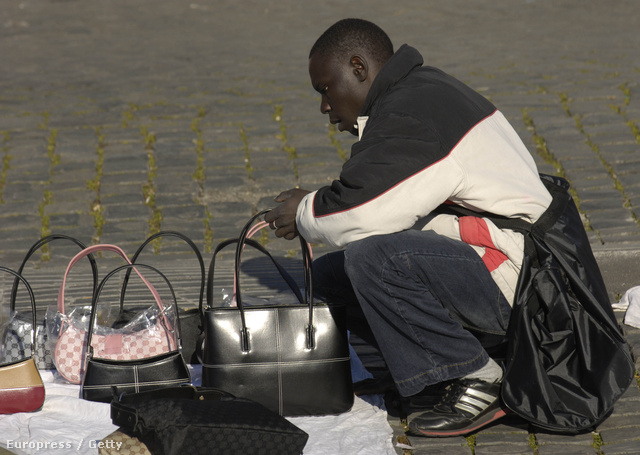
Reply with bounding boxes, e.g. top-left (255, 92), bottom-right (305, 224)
top-left (359, 44), bottom-right (424, 117)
